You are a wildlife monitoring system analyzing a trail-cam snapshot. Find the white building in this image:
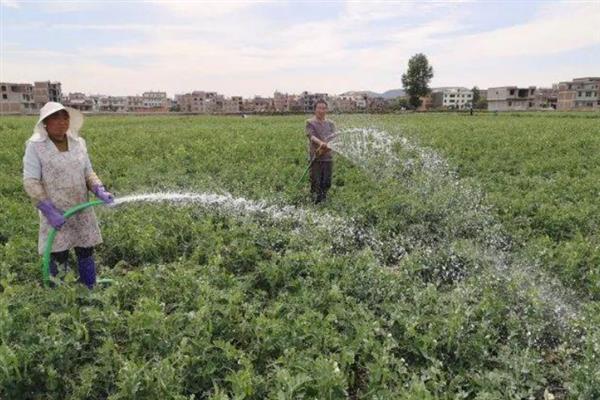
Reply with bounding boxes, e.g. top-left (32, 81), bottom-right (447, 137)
top-left (435, 87), bottom-right (473, 109)
top-left (142, 91), bottom-right (169, 110)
